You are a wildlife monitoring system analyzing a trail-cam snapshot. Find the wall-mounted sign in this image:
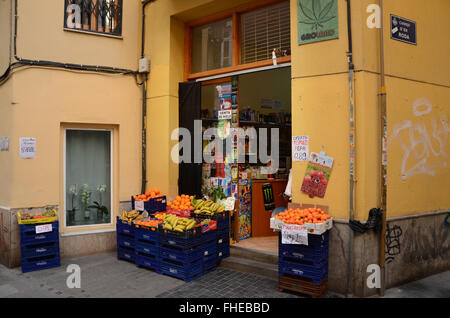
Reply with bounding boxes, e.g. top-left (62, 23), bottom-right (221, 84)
top-left (292, 136), bottom-right (309, 161)
top-left (19, 137), bottom-right (36, 159)
top-left (301, 151), bottom-right (334, 198)
top-left (0, 137), bottom-right (9, 151)
top-left (298, 0), bottom-right (339, 45)
top-left (390, 14), bottom-right (417, 45)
